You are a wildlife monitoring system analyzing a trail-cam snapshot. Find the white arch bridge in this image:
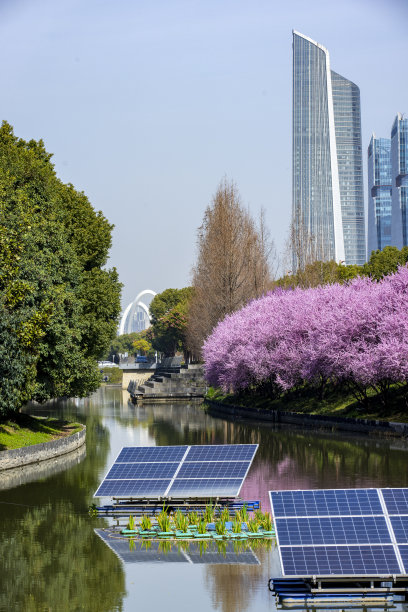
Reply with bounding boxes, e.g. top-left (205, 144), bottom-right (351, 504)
top-left (118, 289), bottom-right (157, 336)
